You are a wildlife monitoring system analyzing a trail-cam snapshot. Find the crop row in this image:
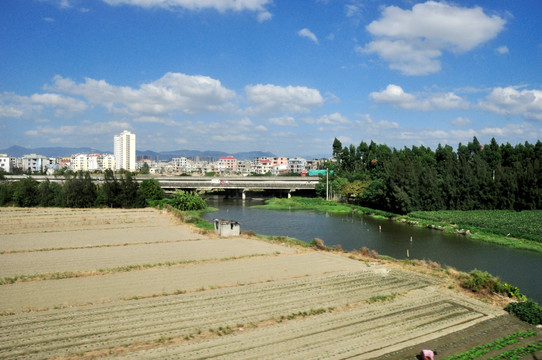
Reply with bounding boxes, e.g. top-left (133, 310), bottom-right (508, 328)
top-left (0, 252), bottom-right (369, 312)
top-left (0, 271), bottom-right (443, 359)
top-left (443, 331), bottom-right (539, 360)
top-left (111, 291), bottom-right (494, 359)
top-left (0, 238), bottom-right (292, 278)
